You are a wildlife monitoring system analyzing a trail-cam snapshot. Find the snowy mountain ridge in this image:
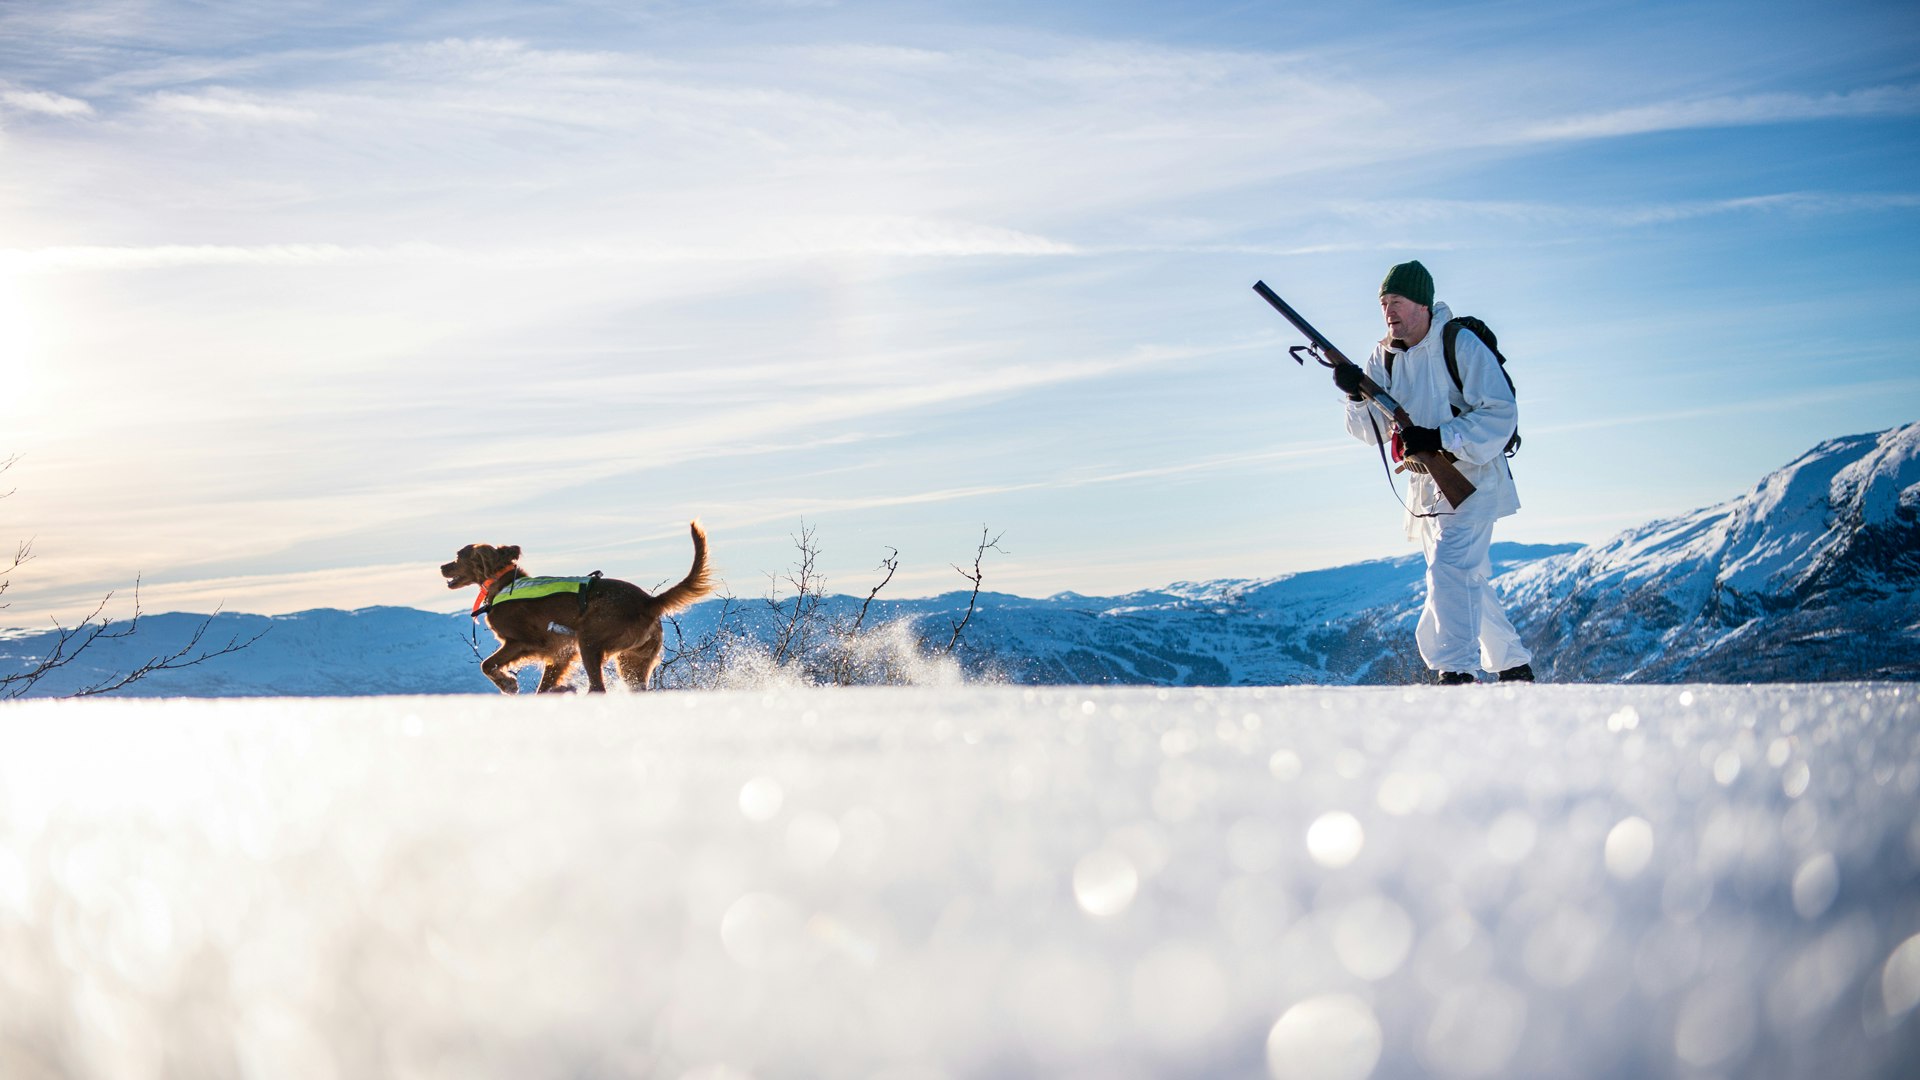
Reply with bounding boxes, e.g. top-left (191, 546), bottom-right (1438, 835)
top-left (1503, 422), bottom-right (1920, 681)
top-left (2, 425), bottom-right (1915, 694)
